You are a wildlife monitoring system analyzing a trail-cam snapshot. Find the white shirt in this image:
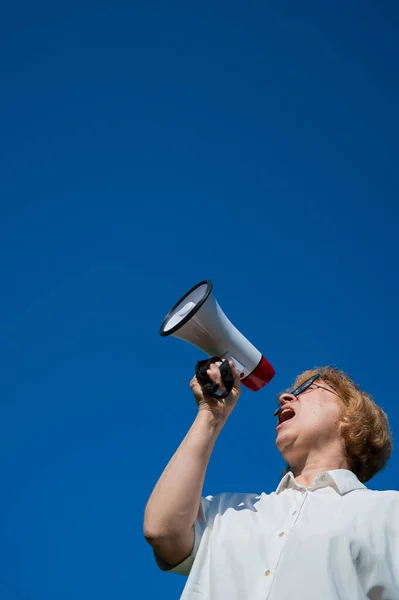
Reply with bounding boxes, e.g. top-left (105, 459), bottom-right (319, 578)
top-left (160, 470), bottom-right (399, 600)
